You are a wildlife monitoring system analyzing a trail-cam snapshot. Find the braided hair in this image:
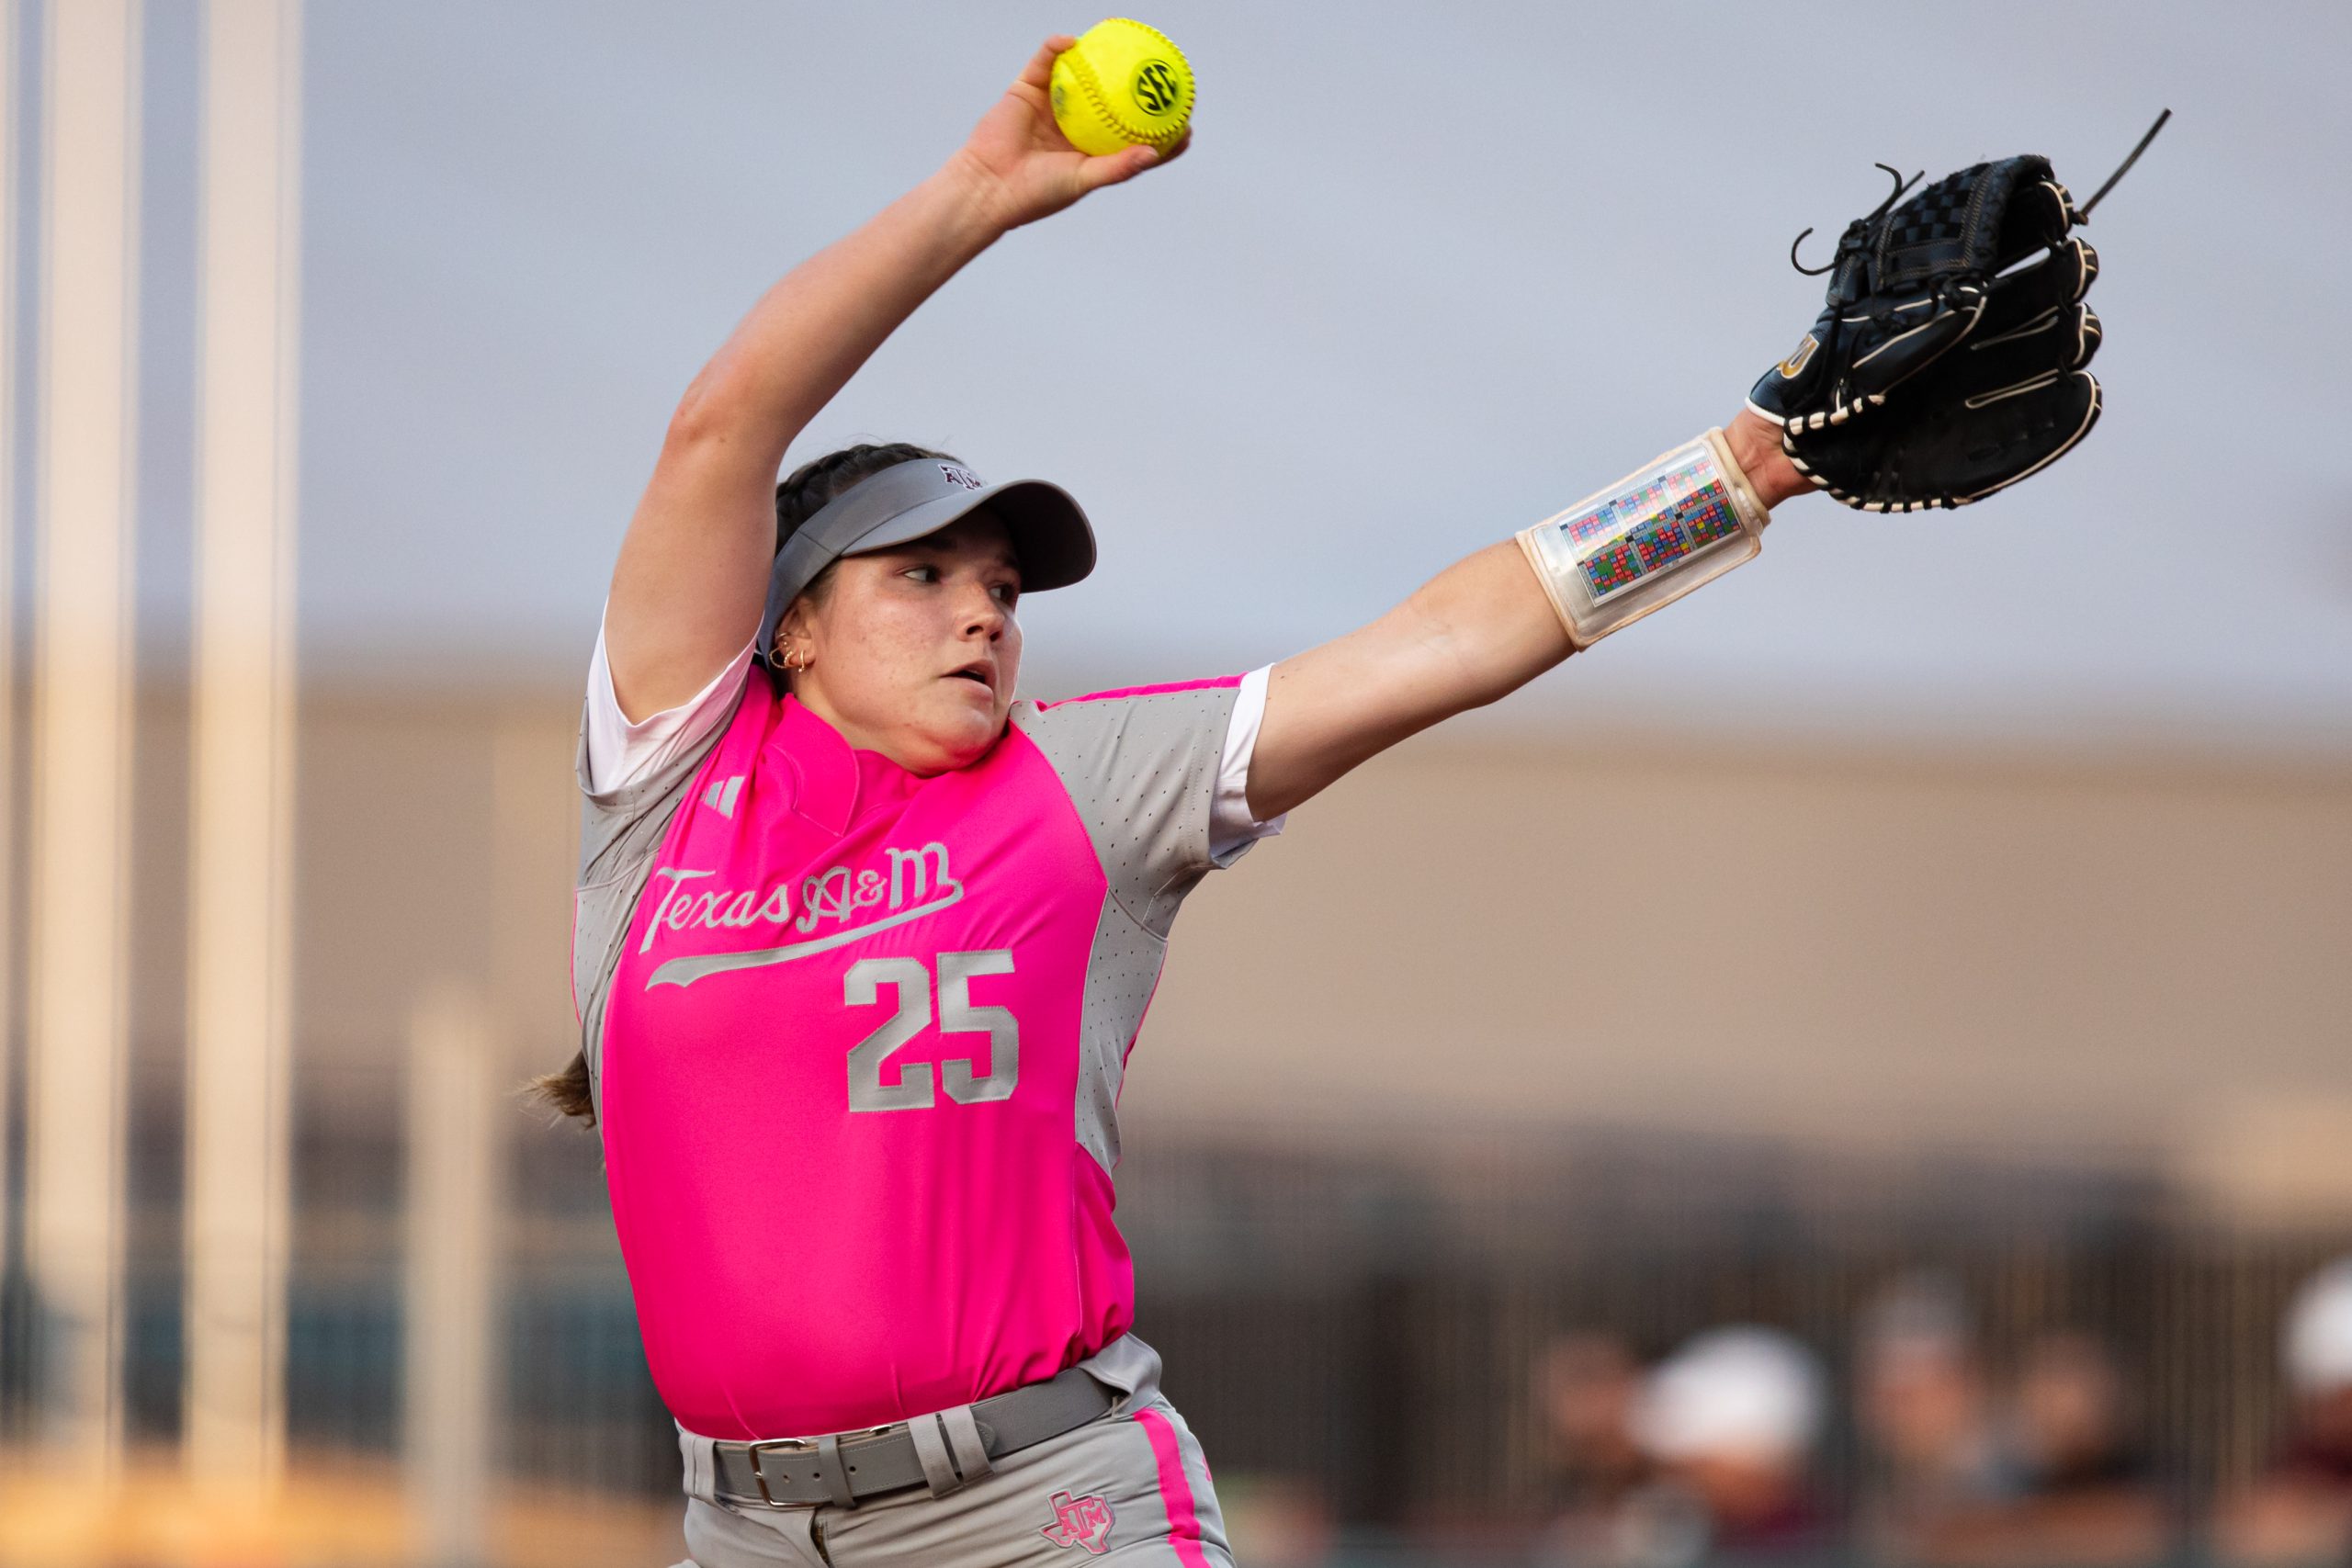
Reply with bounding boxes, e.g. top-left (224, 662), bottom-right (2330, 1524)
top-left (531, 441), bottom-right (959, 1127)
